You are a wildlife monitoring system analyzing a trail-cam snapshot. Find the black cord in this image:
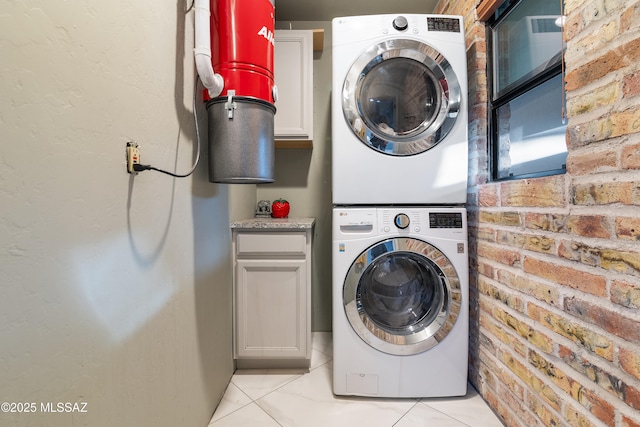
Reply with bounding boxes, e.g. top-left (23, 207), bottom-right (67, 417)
top-left (135, 75), bottom-right (202, 178)
top-left (133, 163), bottom-right (190, 177)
